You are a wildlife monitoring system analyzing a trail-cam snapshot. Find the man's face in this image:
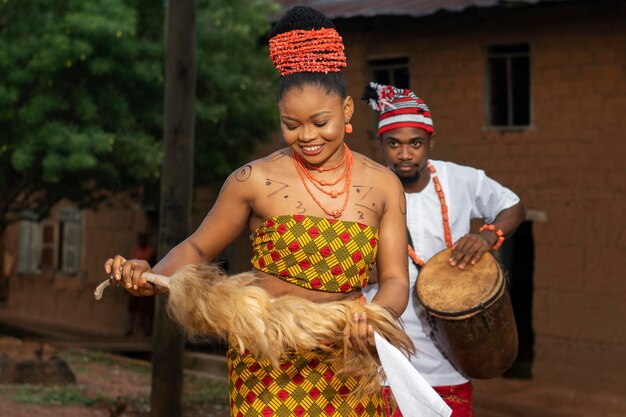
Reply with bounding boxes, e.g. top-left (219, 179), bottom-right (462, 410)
top-left (380, 127), bottom-right (433, 185)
